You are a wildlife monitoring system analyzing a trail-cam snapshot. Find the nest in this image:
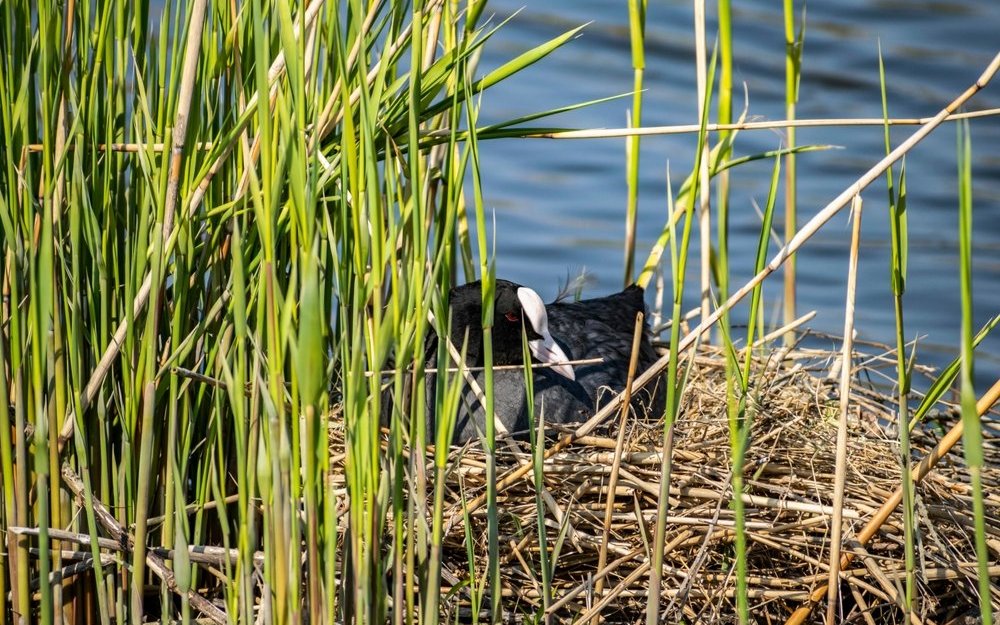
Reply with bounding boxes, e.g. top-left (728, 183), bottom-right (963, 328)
top-left (332, 340), bottom-right (1000, 624)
